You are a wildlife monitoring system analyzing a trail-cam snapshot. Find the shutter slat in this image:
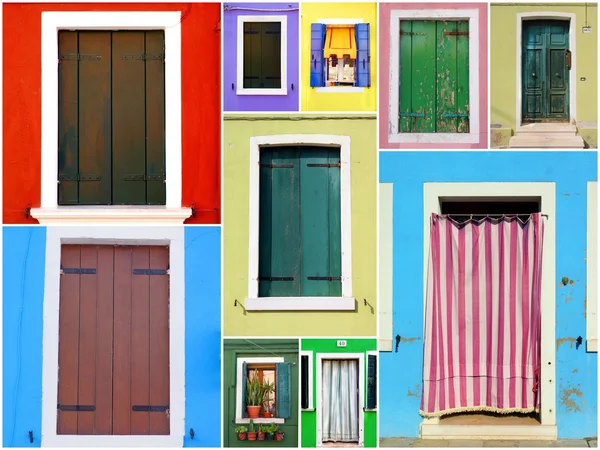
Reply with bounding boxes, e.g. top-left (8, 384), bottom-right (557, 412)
top-left (456, 21), bottom-right (470, 133)
top-left (261, 22), bottom-right (282, 89)
top-left (259, 151), bottom-right (274, 296)
top-left (310, 24), bottom-right (326, 87)
top-left (436, 21), bottom-right (458, 133)
top-left (355, 23), bottom-right (371, 87)
top-left (78, 31), bottom-right (112, 204)
top-left (145, 31), bottom-right (167, 205)
top-left (58, 31), bottom-right (80, 205)
top-left (112, 31), bottom-right (146, 204)
top-left (327, 150), bottom-right (342, 297)
top-left (399, 21), bottom-right (413, 133)
top-left (243, 22), bottom-right (262, 88)
top-left (241, 362), bottom-right (248, 418)
top-left (367, 354), bottom-right (377, 409)
top-left (276, 362), bottom-right (292, 419)
top-left (413, 21), bottom-right (436, 133)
